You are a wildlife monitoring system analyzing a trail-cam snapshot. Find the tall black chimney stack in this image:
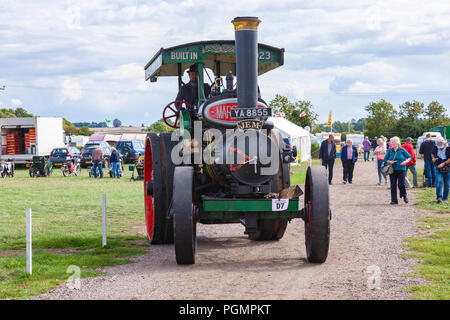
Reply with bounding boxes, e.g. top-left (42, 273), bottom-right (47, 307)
top-left (232, 16), bottom-right (260, 109)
